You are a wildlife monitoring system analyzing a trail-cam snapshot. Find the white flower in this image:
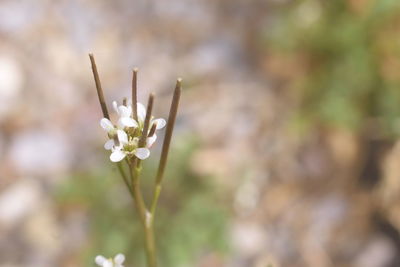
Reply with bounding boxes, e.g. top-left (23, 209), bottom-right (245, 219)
top-left (100, 98), bottom-right (166, 162)
top-left (100, 118), bottom-right (118, 150)
top-left (136, 102), bottom-right (166, 149)
top-left (137, 102), bottom-right (166, 131)
top-left (113, 101), bottom-right (138, 128)
top-left (100, 118), bottom-right (117, 134)
top-left (109, 130), bottom-right (150, 162)
top-left (95, 253), bottom-right (125, 267)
